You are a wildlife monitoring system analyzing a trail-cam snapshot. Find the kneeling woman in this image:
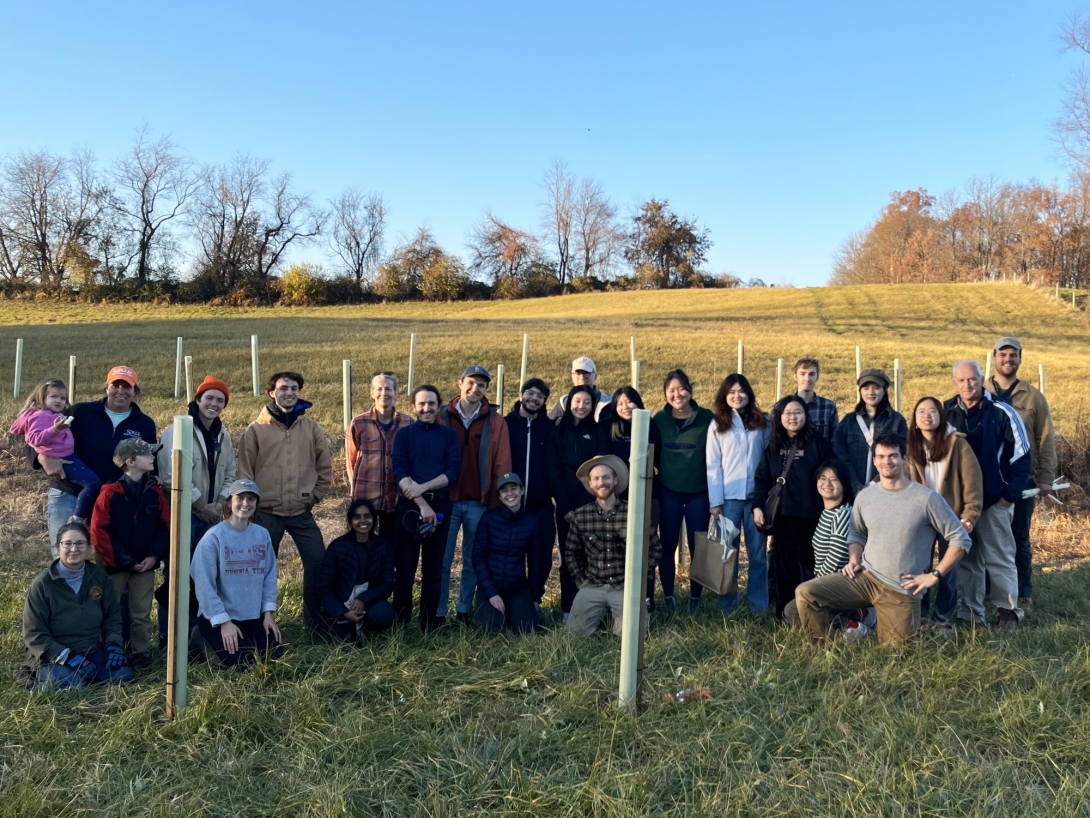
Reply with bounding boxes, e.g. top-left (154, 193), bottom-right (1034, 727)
top-left (318, 498), bottom-right (396, 641)
top-left (192, 479), bottom-right (282, 670)
top-left (21, 522), bottom-right (132, 688)
top-left (472, 473), bottom-right (544, 634)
